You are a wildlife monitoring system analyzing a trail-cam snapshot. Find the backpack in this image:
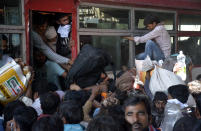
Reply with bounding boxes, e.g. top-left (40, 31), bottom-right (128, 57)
top-left (65, 44), bottom-right (116, 89)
